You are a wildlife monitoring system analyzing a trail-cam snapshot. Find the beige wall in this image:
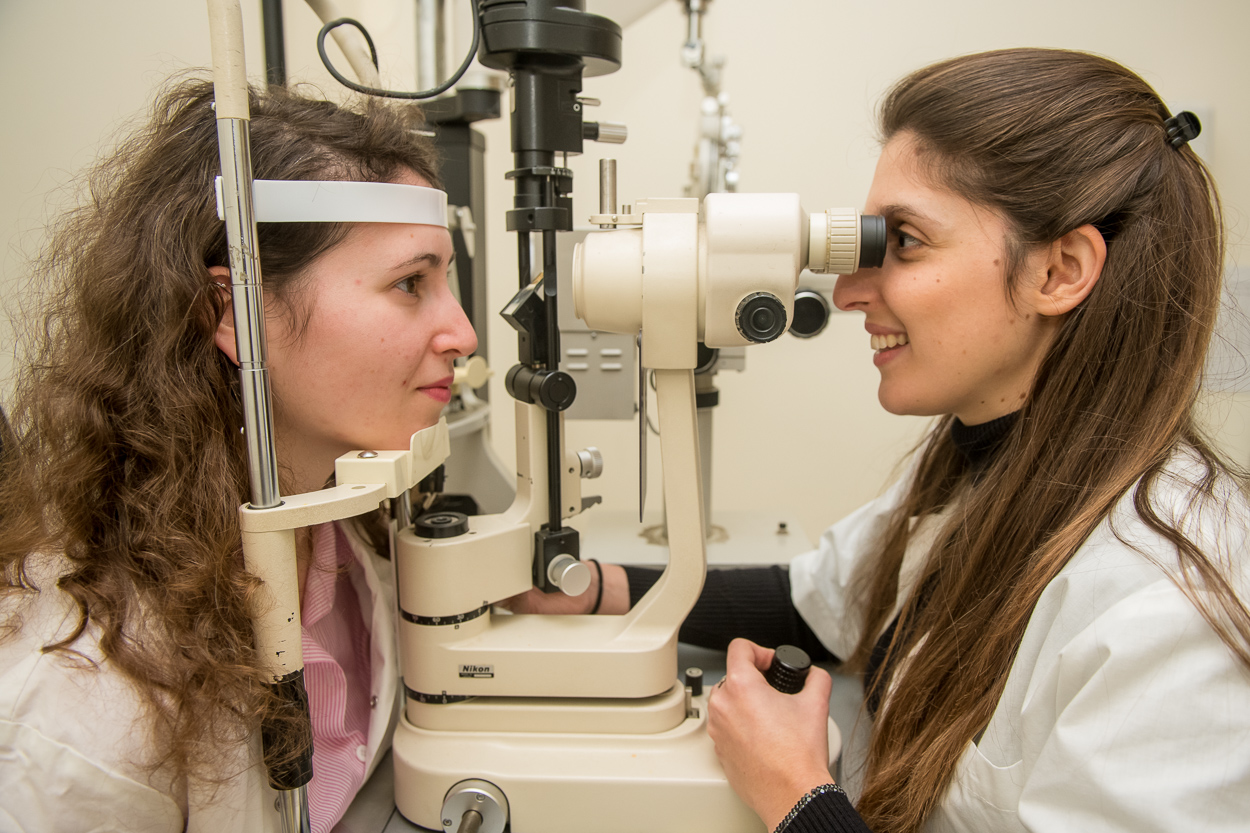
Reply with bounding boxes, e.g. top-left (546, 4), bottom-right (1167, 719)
top-left (3, 0), bottom-right (1248, 543)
